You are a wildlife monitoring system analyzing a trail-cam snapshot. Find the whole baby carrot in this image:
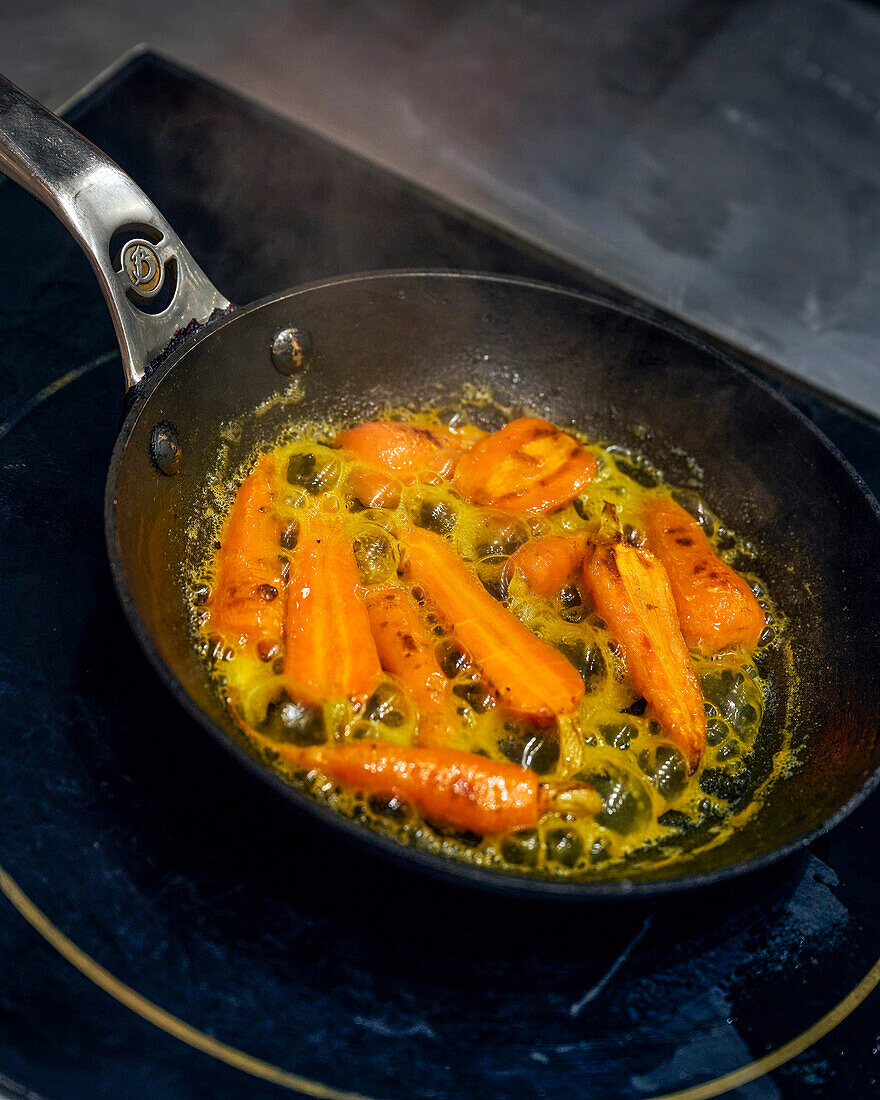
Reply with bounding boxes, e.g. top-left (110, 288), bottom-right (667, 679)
top-left (284, 514), bottom-right (382, 704)
top-left (506, 532), bottom-right (592, 597)
top-left (454, 418), bottom-right (597, 514)
top-left (404, 527), bottom-right (585, 721)
top-left (270, 740), bottom-right (544, 834)
top-left (643, 499), bottom-right (765, 654)
top-left (366, 585), bottom-right (456, 748)
top-left (584, 539), bottom-right (706, 771)
top-left (205, 453), bottom-right (285, 651)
